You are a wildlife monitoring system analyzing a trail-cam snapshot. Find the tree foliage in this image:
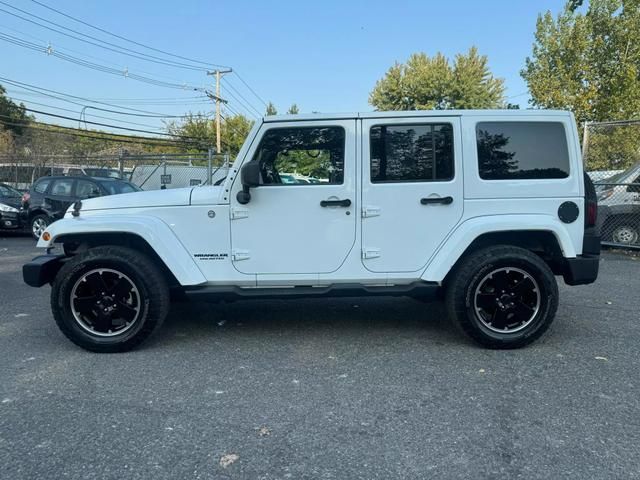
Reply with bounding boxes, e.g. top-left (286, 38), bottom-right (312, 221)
top-left (522, 0), bottom-right (640, 125)
top-left (0, 85), bottom-right (31, 136)
top-left (369, 47), bottom-right (506, 111)
top-left (287, 103), bottom-right (300, 114)
top-left (165, 113), bottom-right (254, 157)
top-left (265, 102), bottom-right (277, 116)
top-left (522, 0), bottom-right (640, 169)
